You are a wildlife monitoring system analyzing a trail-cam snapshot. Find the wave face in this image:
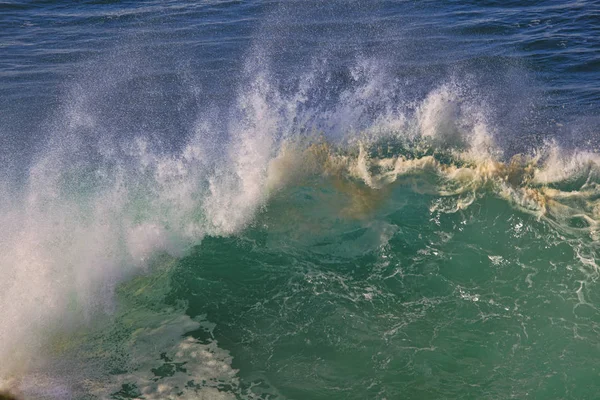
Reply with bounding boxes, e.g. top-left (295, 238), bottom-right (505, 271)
top-left (1, 1), bottom-right (600, 399)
